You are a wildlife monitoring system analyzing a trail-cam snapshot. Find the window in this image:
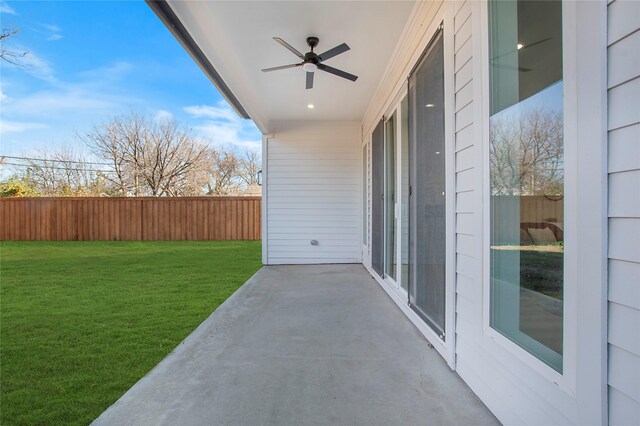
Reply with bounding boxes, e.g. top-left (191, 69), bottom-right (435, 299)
top-left (488, 0), bottom-right (564, 372)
